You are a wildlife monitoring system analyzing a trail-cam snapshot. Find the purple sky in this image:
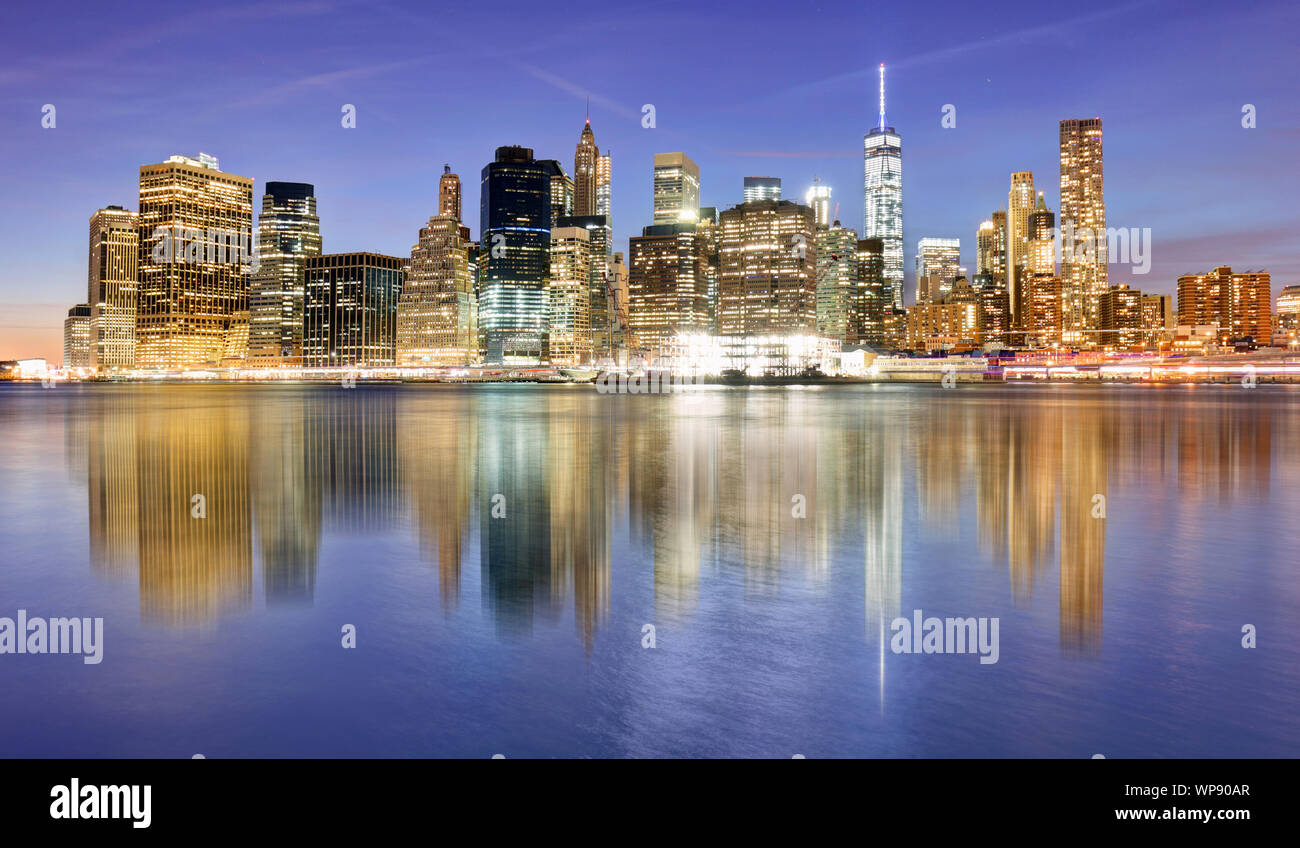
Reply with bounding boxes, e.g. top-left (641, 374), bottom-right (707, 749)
top-left (1, 0), bottom-right (1297, 362)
